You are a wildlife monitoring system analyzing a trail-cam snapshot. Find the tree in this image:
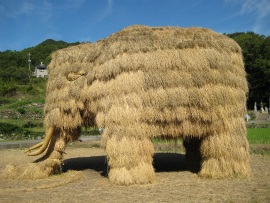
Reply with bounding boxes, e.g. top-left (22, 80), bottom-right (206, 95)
top-left (0, 78), bottom-right (17, 97)
top-left (0, 66), bottom-right (31, 85)
top-left (226, 32), bottom-right (270, 109)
